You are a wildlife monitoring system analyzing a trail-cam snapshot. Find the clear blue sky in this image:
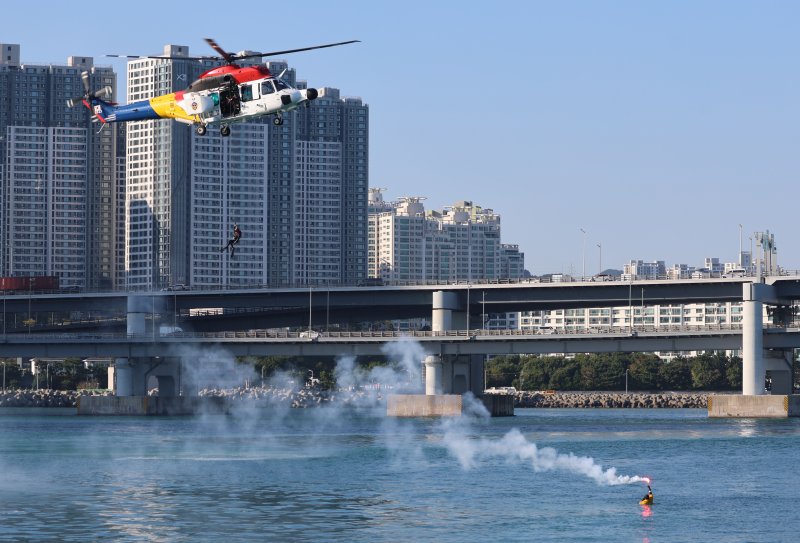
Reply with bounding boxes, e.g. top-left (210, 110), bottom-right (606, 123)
top-left (5, 1), bottom-right (799, 274)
